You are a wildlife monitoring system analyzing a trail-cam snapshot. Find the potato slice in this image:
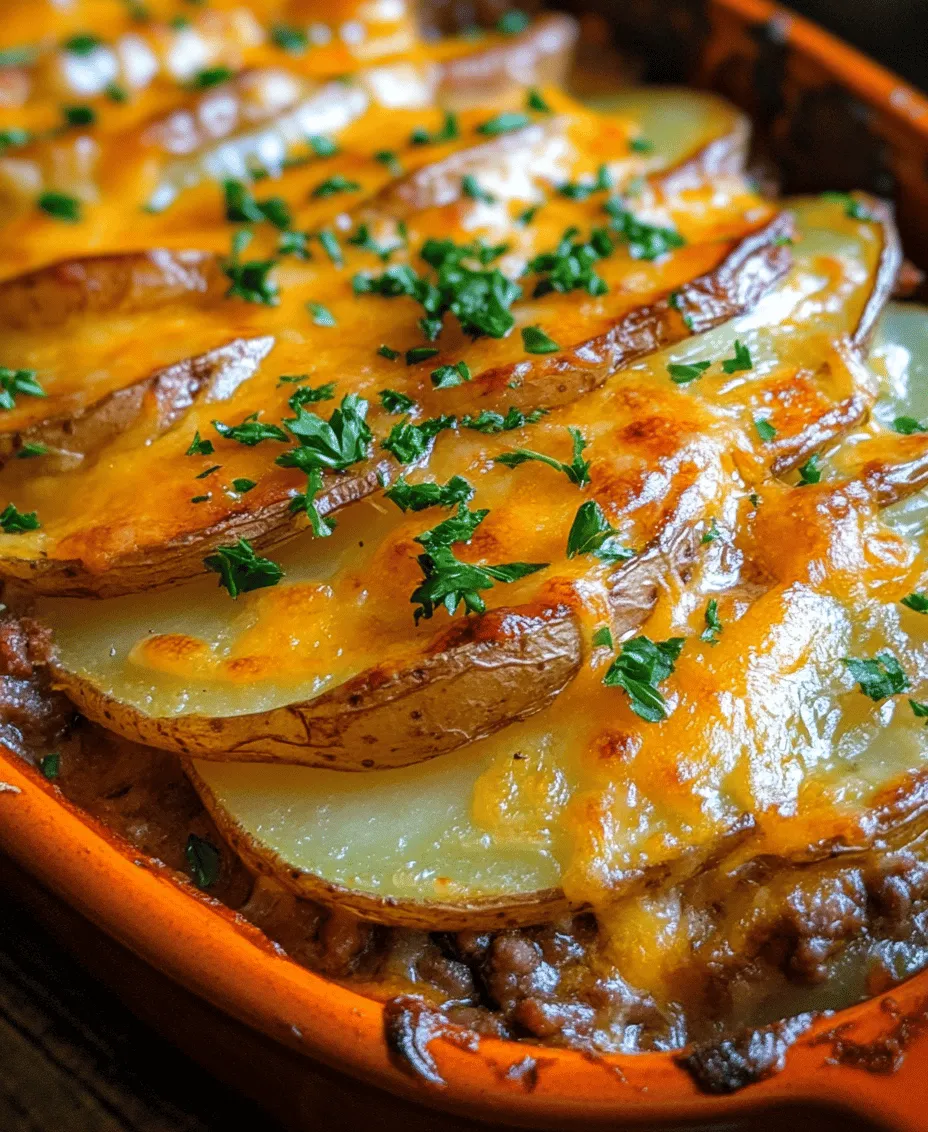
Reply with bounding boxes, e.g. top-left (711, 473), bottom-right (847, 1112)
top-left (0, 156), bottom-right (784, 596)
top-left (185, 300), bottom-right (928, 925)
top-left (187, 464), bottom-right (928, 927)
top-left (43, 197), bottom-right (899, 770)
